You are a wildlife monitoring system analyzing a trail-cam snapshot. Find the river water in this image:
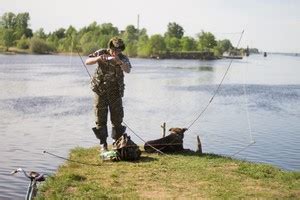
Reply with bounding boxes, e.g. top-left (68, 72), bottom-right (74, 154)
top-left (0, 53), bottom-right (299, 199)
